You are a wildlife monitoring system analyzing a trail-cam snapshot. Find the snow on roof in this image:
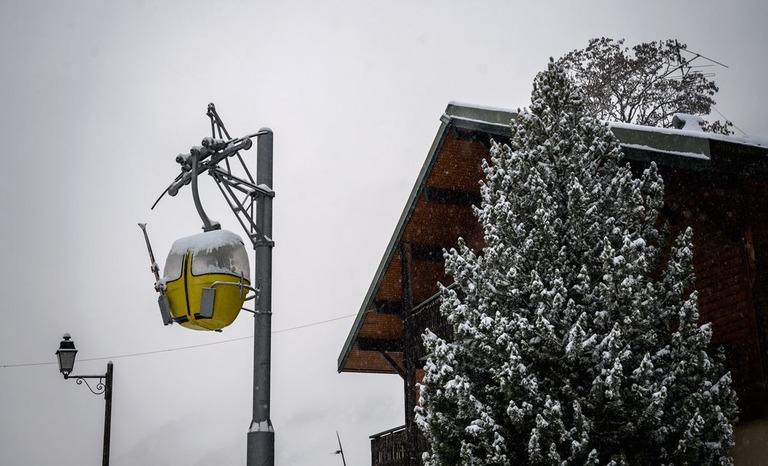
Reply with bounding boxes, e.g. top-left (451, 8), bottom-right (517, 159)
top-left (609, 120), bottom-right (768, 150)
top-left (447, 101), bottom-right (517, 114)
top-left (169, 229), bottom-right (245, 256)
top-left (444, 102), bottom-right (518, 128)
top-left (672, 113), bottom-right (705, 132)
top-left (446, 101), bottom-right (768, 150)
top-left (621, 142), bottom-right (710, 161)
